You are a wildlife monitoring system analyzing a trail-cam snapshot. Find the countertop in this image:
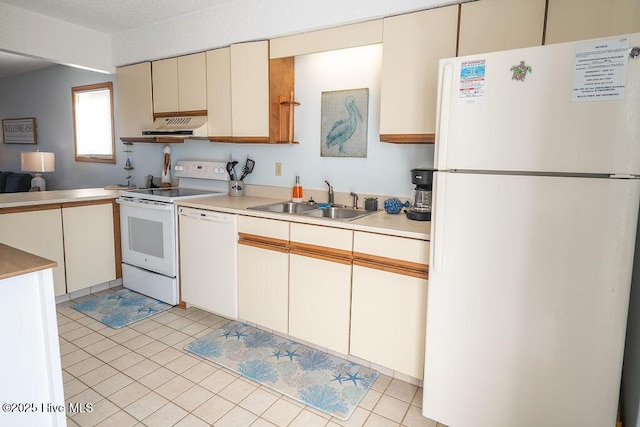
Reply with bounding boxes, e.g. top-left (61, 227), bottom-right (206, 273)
top-left (0, 243), bottom-right (57, 280)
top-left (0, 188), bottom-right (120, 209)
top-left (177, 195), bottom-right (431, 240)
